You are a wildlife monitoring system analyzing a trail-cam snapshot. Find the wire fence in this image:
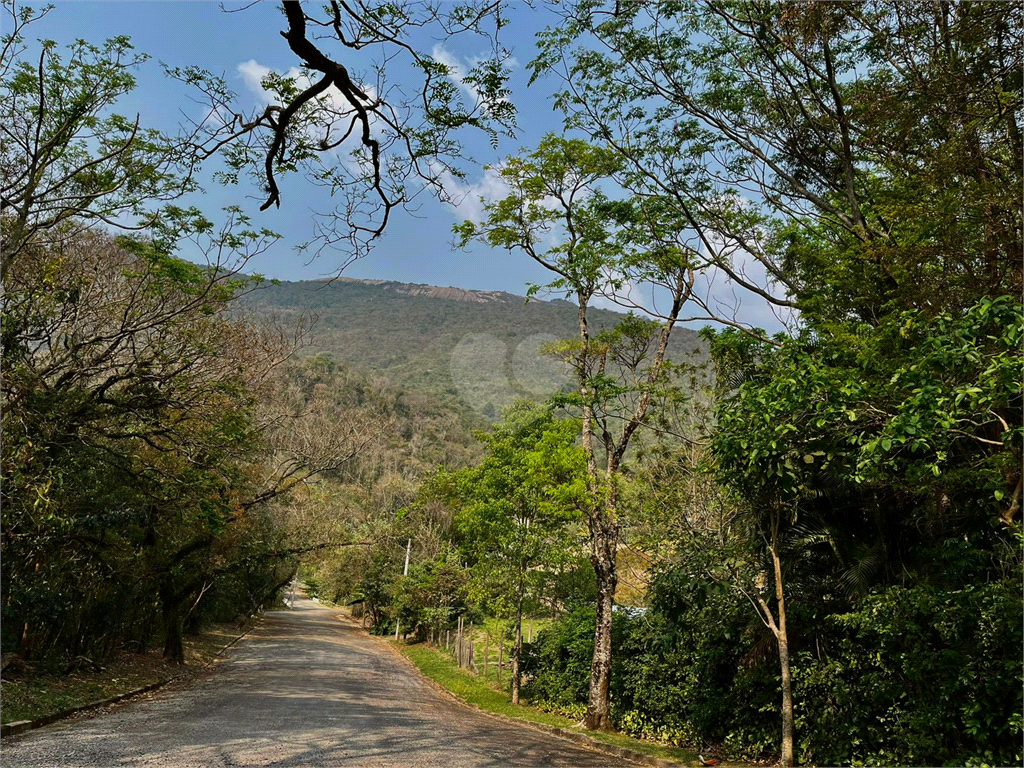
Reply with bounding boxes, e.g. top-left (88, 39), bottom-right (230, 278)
top-left (427, 617), bottom-right (539, 689)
